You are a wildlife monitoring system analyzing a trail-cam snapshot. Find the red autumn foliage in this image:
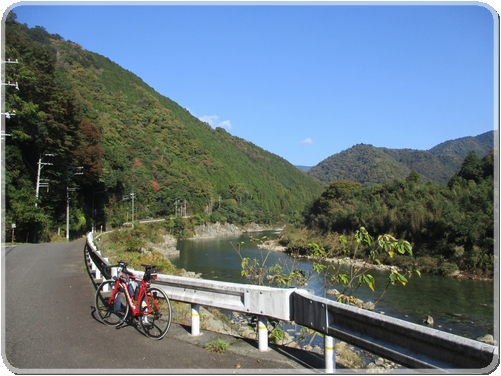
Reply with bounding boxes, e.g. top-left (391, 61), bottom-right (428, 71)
top-left (150, 180), bottom-right (160, 192)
